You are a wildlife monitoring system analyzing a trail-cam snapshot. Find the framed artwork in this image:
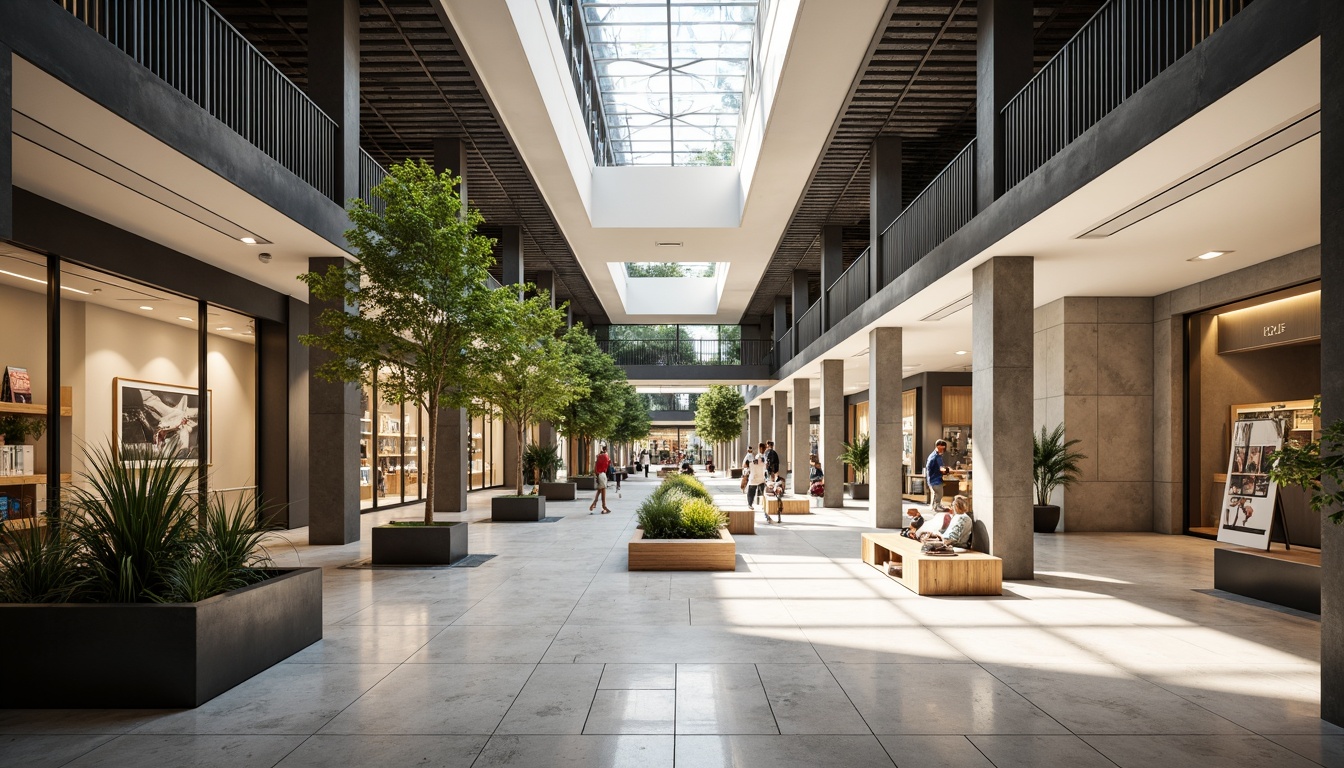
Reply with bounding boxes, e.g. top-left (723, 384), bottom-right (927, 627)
top-left (113, 378), bottom-right (211, 466)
